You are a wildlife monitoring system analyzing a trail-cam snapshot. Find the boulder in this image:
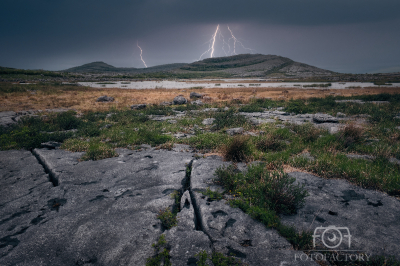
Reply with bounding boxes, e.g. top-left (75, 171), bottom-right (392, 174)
top-left (96, 95), bottom-right (114, 102)
top-left (130, 104), bottom-right (147, 110)
top-left (173, 95), bottom-right (187, 105)
top-left (190, 92), bottom-right (203, 99)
